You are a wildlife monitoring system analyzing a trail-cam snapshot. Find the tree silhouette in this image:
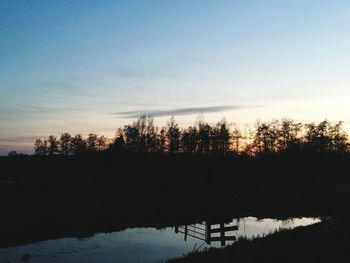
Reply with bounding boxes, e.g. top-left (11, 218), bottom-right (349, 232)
top-left (97, 135), bottom-right (108, 151)
top-left (166, 116), bottom-right (180, 154)
top-left (86, 133), bottom-right (98, 152)
top-left (196, 117), bottom-right (212, 155)
top-left (71, 134), bottom-right (87, 155)
top-left (241, 125), bottom-right (254, 156)
top-left (134, 116), bottom-right (147, 152)
top-left (34, 138), bottom-right (48, 156)
top-left (181, 126), bottom-right (198, 154)
top-left (121, 116), bottom-right (155, 152)
top-left (59, 133), bottom-right (72, 156)
top-left (304, 120), bottom-right (349, 153)
top-left (278, 119), bottom-right (302, 153)
top-left (111, 128), bottom-right (125, 152)
top-left (48, 135), bottom-right (59, 156)
top-left (33, 117), bottom-right (350, 157)
top-left (231, 123), bottom-right (241, 154)
top-left (212, 119), bottom-right (231, 155)
top-left (157, 127), bottom-right (167, 153)
top-left (124, 124), bottom-right (140, 152)
top-left (145, 117), bottom-right (158, 153)
top-left (328, 121), bottom-right (348, 153)
top-left (253, 120), bottom-right (279, 154)
top-left (304, 120), bottom-right (330, 153)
